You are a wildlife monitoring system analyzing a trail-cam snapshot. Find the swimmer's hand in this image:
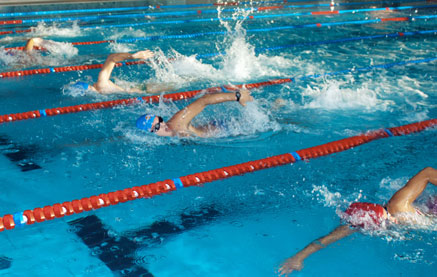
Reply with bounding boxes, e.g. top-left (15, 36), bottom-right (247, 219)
top-left (132, 50), bottom-right (154, 60)
top-left (278, 256), bottom-right (303, 276)
top-left (238, 88), bottom-right (254, 107)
